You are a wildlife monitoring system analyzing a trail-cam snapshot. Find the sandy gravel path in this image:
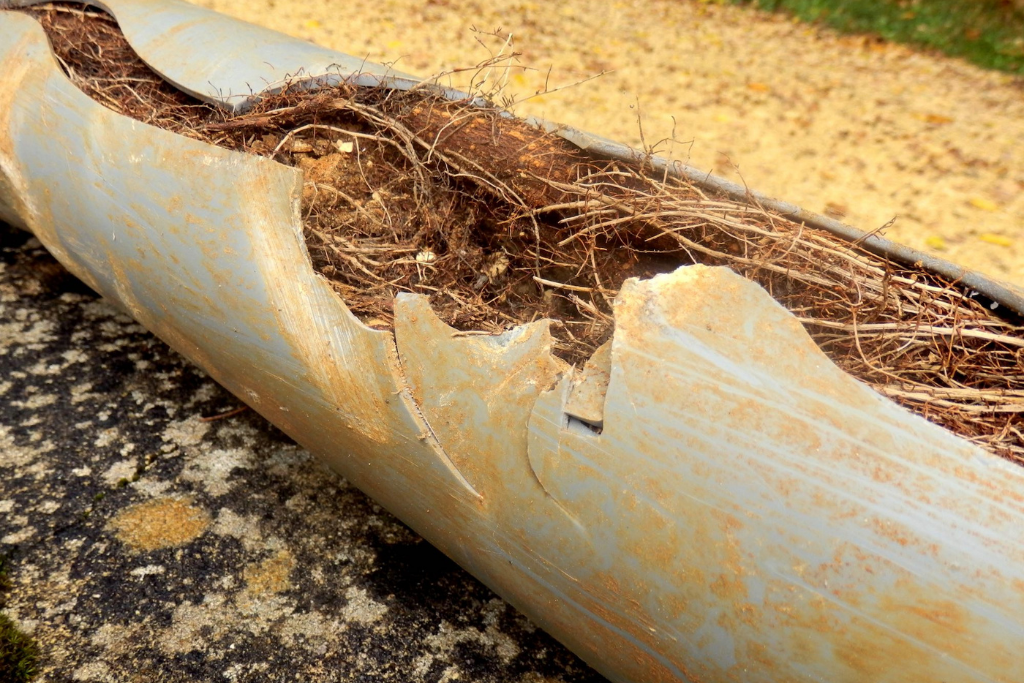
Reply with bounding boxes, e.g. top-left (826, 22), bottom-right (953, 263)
top-left (195, 0), bottom-right (1024, 285)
